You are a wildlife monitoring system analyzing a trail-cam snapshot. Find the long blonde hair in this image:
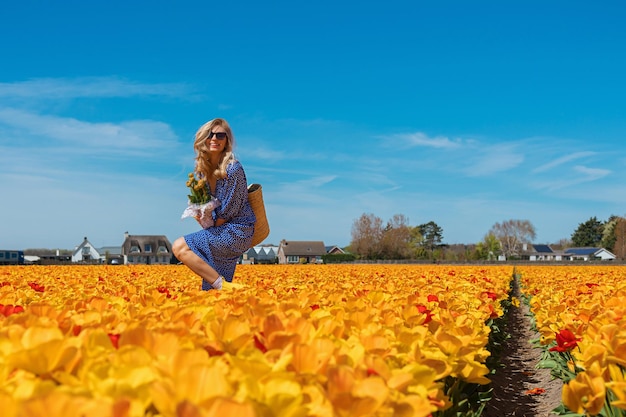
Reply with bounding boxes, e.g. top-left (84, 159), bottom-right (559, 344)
top-left (193, 118), bottom-right (236, 180)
